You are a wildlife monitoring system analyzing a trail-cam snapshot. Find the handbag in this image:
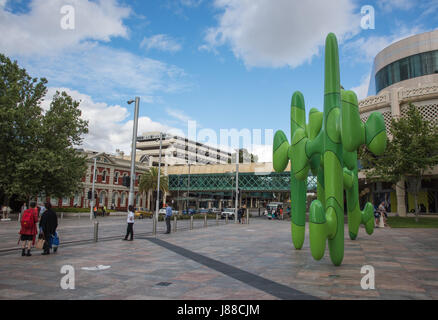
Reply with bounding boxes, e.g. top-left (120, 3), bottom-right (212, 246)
top-left (36, 238), bottom-right (45, 249)
top-left (36, 233), bottom-right (45, 249)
